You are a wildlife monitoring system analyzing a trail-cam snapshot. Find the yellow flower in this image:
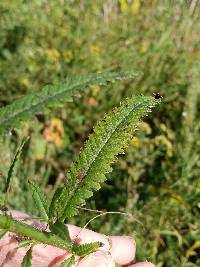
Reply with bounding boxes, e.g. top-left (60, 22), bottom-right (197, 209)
top-left (160, 123), bottom-right (175, 140)
top-left (131, 0), bottom-right (141, 15)
top-left (90, 45), bottom-right (101, 54)
top-left (155, 135), bottom-right (173, 157)
top-left (119, 0), bottom-right (128, 11)
top-left (19, 77), bottom-right (30, 88)
top-left (63, 50), bottom-right (73, 63)
top-left (196, 140), bottom-right (200, 146)
top-left (140, 122), bottom-right (152, 135)
top-left (90, 85), bottom-right (100, 96)
top-left (131, 137), bottom-right (141, 148)
top-left (43, 118), bottom-right (64, 146)
top-left (47, 48), bottom-right (60, 62)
